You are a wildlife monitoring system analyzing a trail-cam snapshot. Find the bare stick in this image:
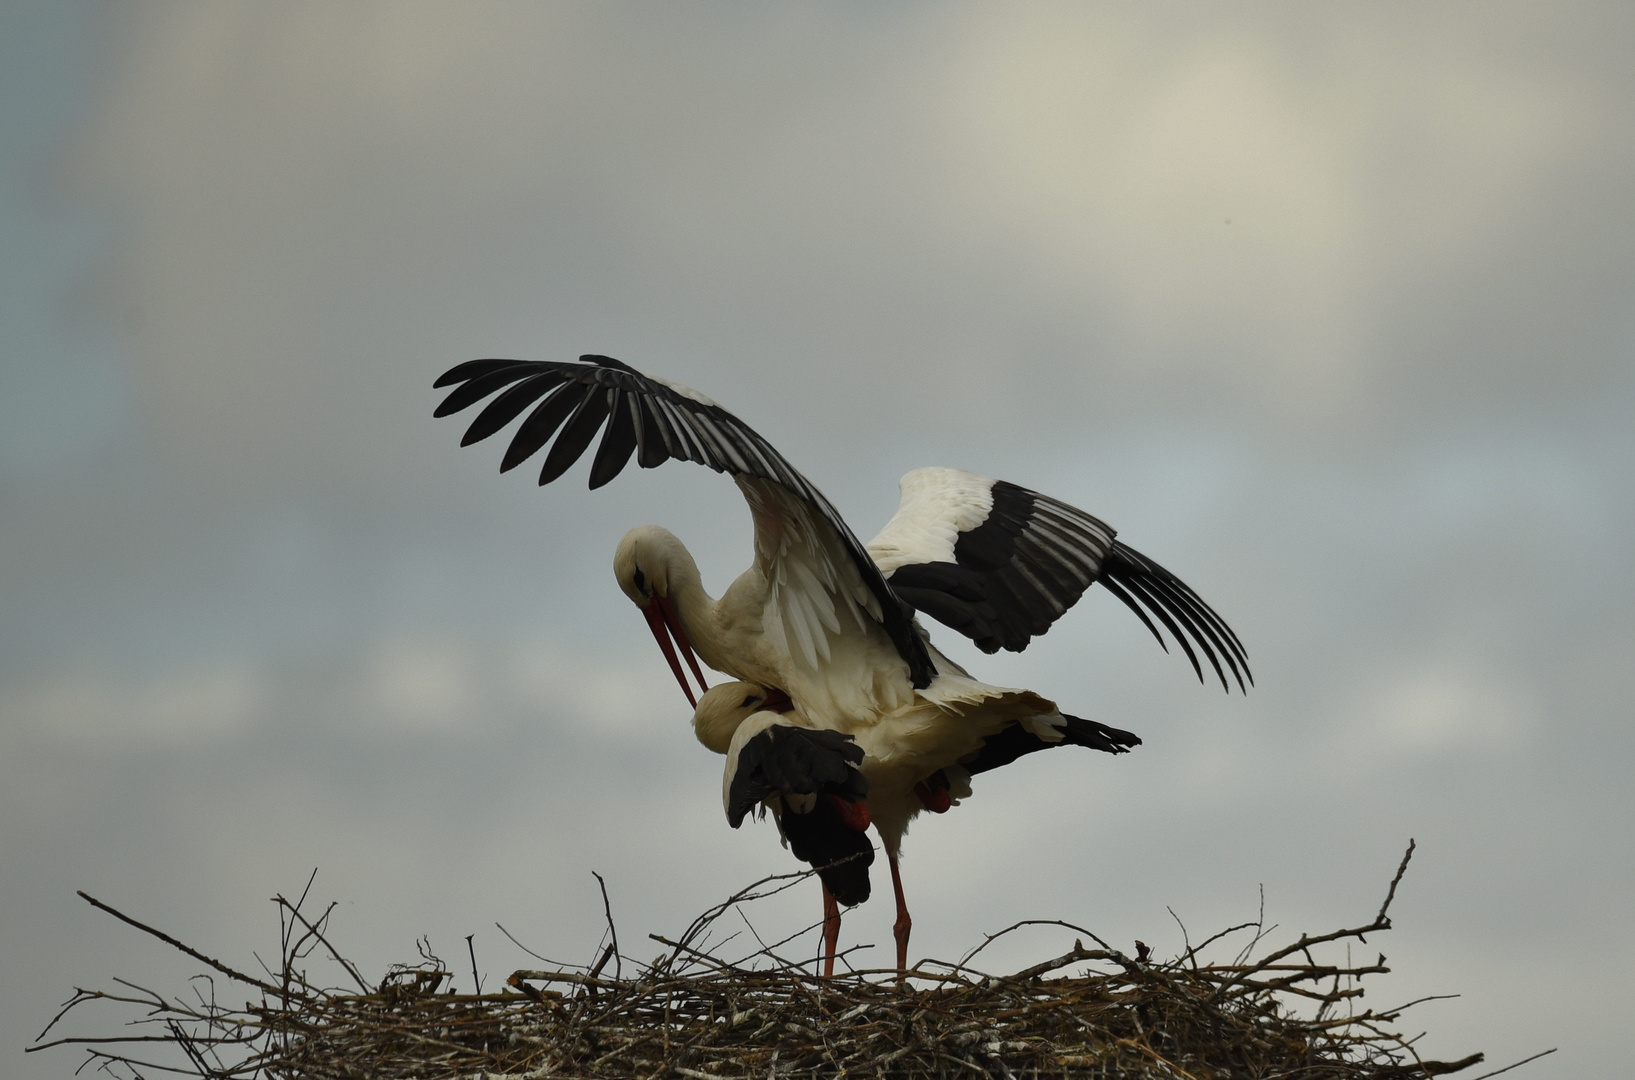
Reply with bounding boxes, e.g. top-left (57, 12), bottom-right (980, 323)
top-left (1167, 906), bottom-right (1193, 965)
top-left (588, 943), bottom-right (616, 982)
top-left (1377, 838), bottom-right (1417, 923)
top-left (510, 969), bottom-right (623, 988)
top-left (1215, 841), bottom-right (1418, 995)
top-left (592, 871), bottom-right (622, 981)
top-left (273, 896), bottom-right (370, 994)
top-left (293, 867), bottom-right (319, 916)
top-left (1007, 942), bottom-right (1130, 982)
top-left (1181, 920), bottom-right (1260, 967)
top-left (958, 919), bottom-right (1125, 972)
top-left (76, 891), bottom-right (277, 995)
top-left (1467, 1048), bottom-right (1557, 1080)
top-left (495, 921), bottom-right (572, 968)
